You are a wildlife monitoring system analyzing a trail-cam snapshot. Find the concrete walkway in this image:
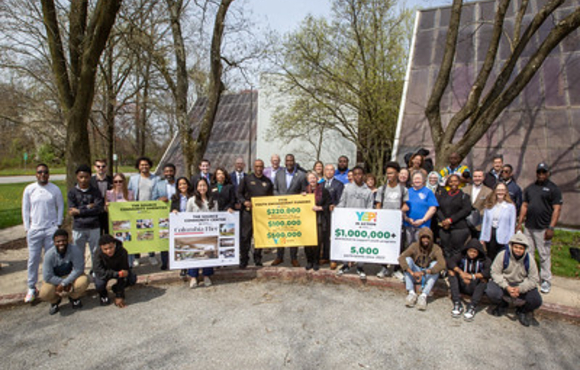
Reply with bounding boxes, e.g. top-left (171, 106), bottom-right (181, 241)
top-left (0, 174), bottom-right (66, 184)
